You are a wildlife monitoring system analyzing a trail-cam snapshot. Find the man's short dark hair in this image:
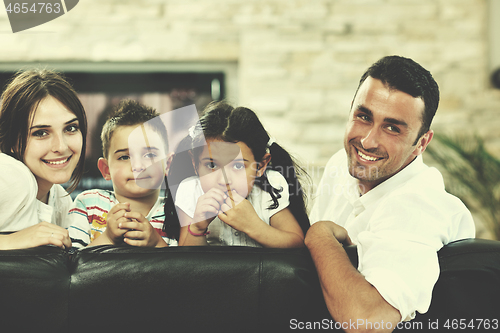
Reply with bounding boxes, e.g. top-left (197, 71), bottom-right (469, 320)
top-left (354, 55), bottom-right (440, 144)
